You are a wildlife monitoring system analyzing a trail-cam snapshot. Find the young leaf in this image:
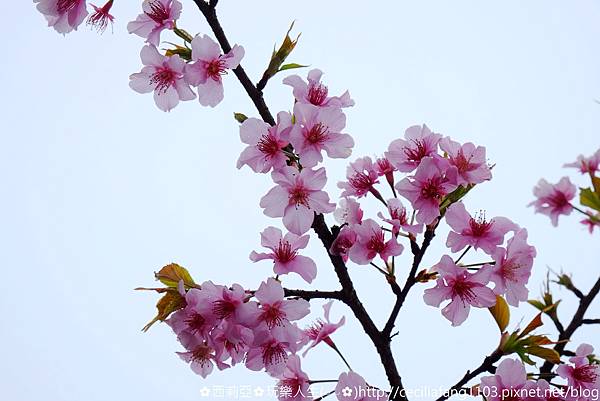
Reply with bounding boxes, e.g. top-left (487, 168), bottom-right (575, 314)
top-left (489, 295), bottom-right (510, 333)
top-left (155, 263), bottom-right (196, 289)
top-left (524, 346), bottom-right (561, 364)
top-left (580, 187), bottom-right (600, 212)
top-left (519, 313), bottom-right (543, 338)
top-left (278, 63), bottom-right (309, 72)
top-left (234, 112), bottom-right (248, 123)
top-left (142, 290), bottom-right (185, 332)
